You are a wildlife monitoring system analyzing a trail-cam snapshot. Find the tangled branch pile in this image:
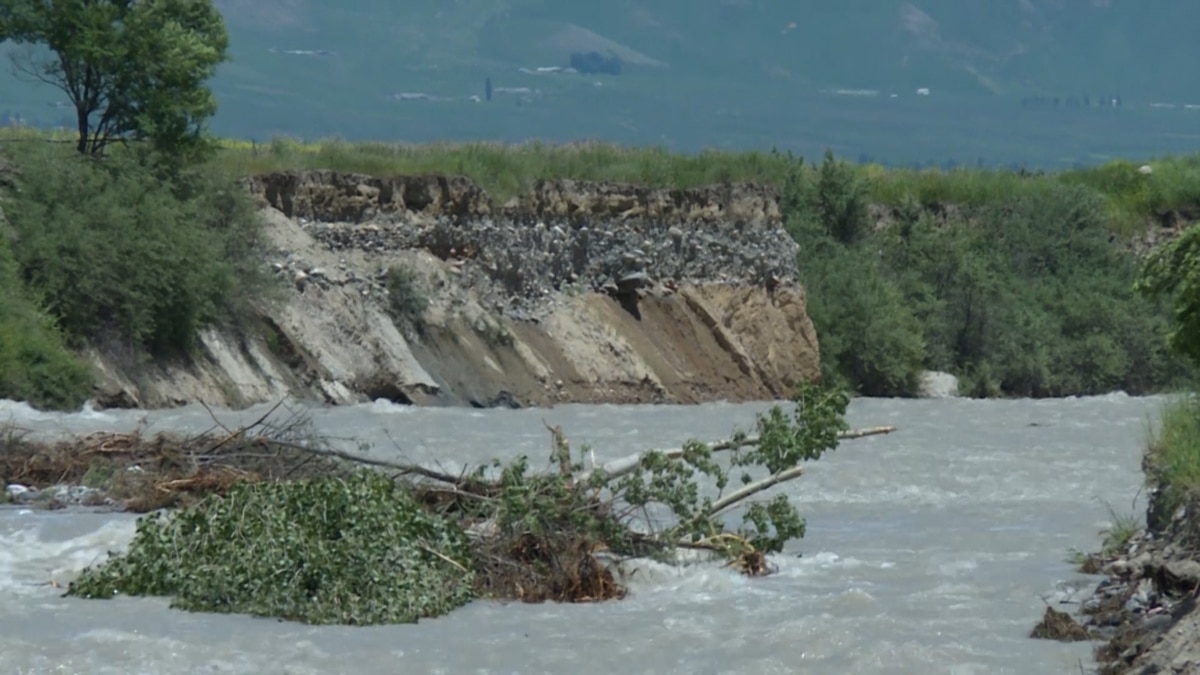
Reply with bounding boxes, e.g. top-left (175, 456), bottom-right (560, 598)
top-left (47, 384), bottom-right (894, 625)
